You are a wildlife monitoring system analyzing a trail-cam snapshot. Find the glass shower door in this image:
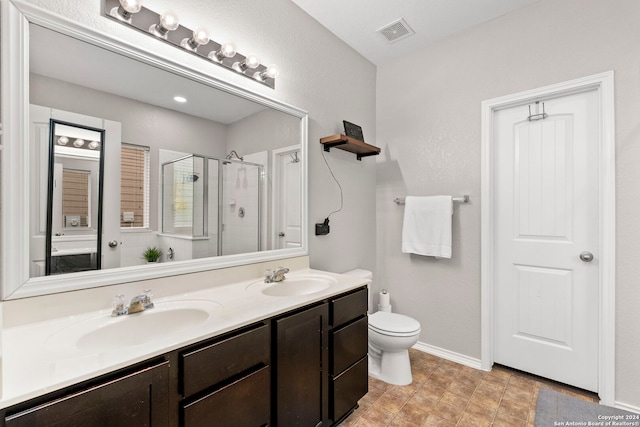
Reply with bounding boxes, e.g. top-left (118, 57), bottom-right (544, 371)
top-left (220, 160), bottom-right (263, 256)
